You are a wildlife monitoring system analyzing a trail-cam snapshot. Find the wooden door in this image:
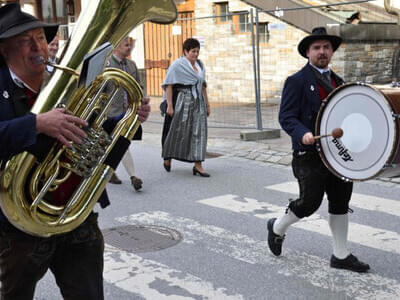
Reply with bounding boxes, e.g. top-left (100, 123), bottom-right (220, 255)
top-left (144, 11), bottom-right (194, 96)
